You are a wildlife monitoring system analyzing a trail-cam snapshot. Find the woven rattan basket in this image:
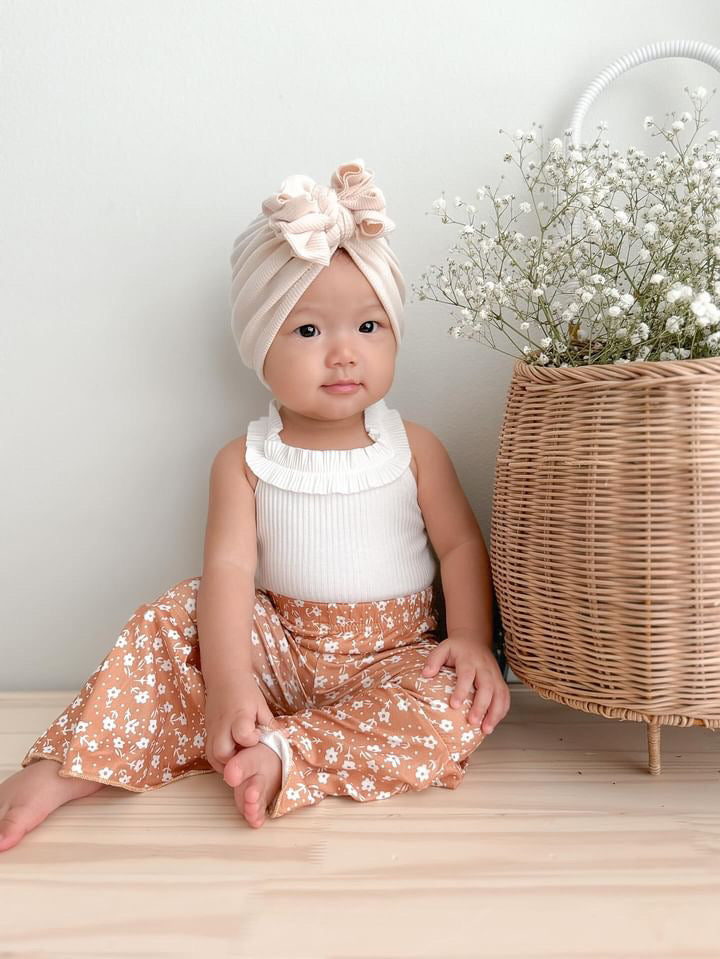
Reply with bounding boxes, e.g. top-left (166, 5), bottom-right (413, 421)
top-left (490, 42), bottom-right (720, 775)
